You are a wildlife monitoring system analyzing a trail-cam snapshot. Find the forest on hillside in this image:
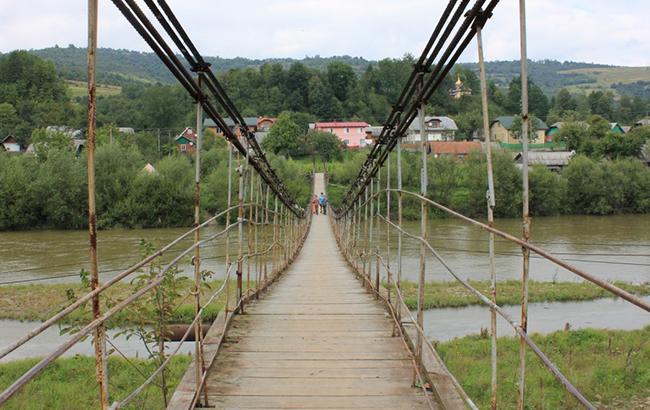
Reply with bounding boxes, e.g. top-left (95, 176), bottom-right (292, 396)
top-left (8, 46), bottom-right (626, 96)
top-left (1, 49), bottom-right (649, 149)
